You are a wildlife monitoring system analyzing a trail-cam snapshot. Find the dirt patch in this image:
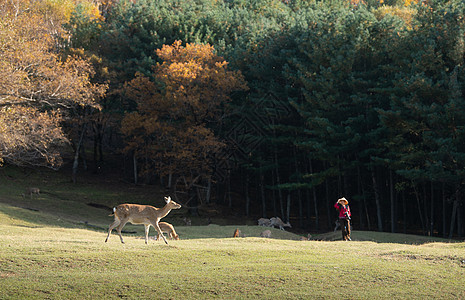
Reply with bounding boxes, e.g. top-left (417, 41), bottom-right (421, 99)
top-left (0, 272), bottom-right (16, 278)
